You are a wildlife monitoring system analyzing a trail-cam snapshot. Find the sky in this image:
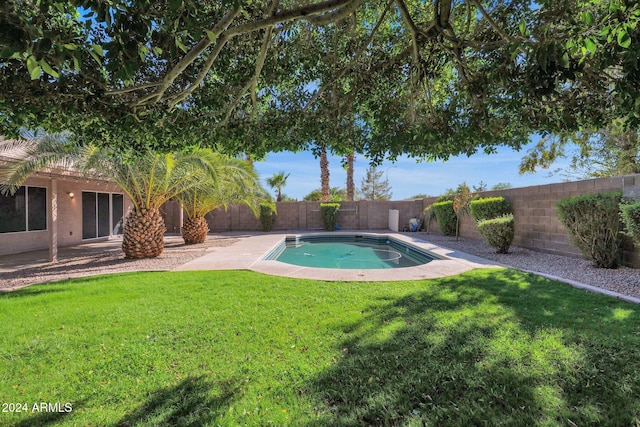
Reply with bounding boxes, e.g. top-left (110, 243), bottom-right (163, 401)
top-left (252, 138), bottom-right (570, 201)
